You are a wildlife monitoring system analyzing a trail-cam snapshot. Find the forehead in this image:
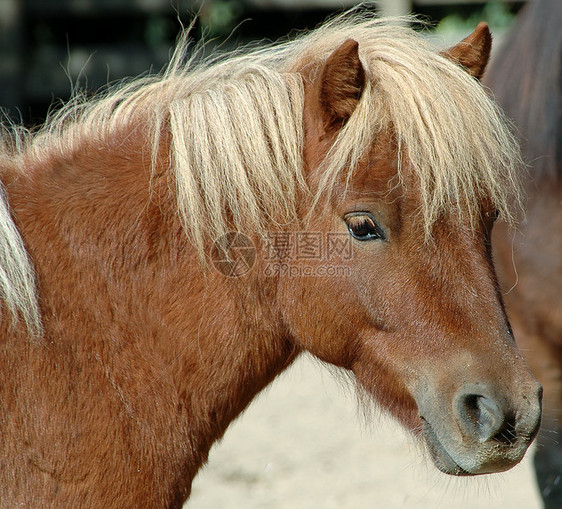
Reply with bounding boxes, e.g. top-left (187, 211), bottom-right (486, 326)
top-left (335, 131), bottom-right (497, 226)
top-left (336, 132), bottom-right (406, 205)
